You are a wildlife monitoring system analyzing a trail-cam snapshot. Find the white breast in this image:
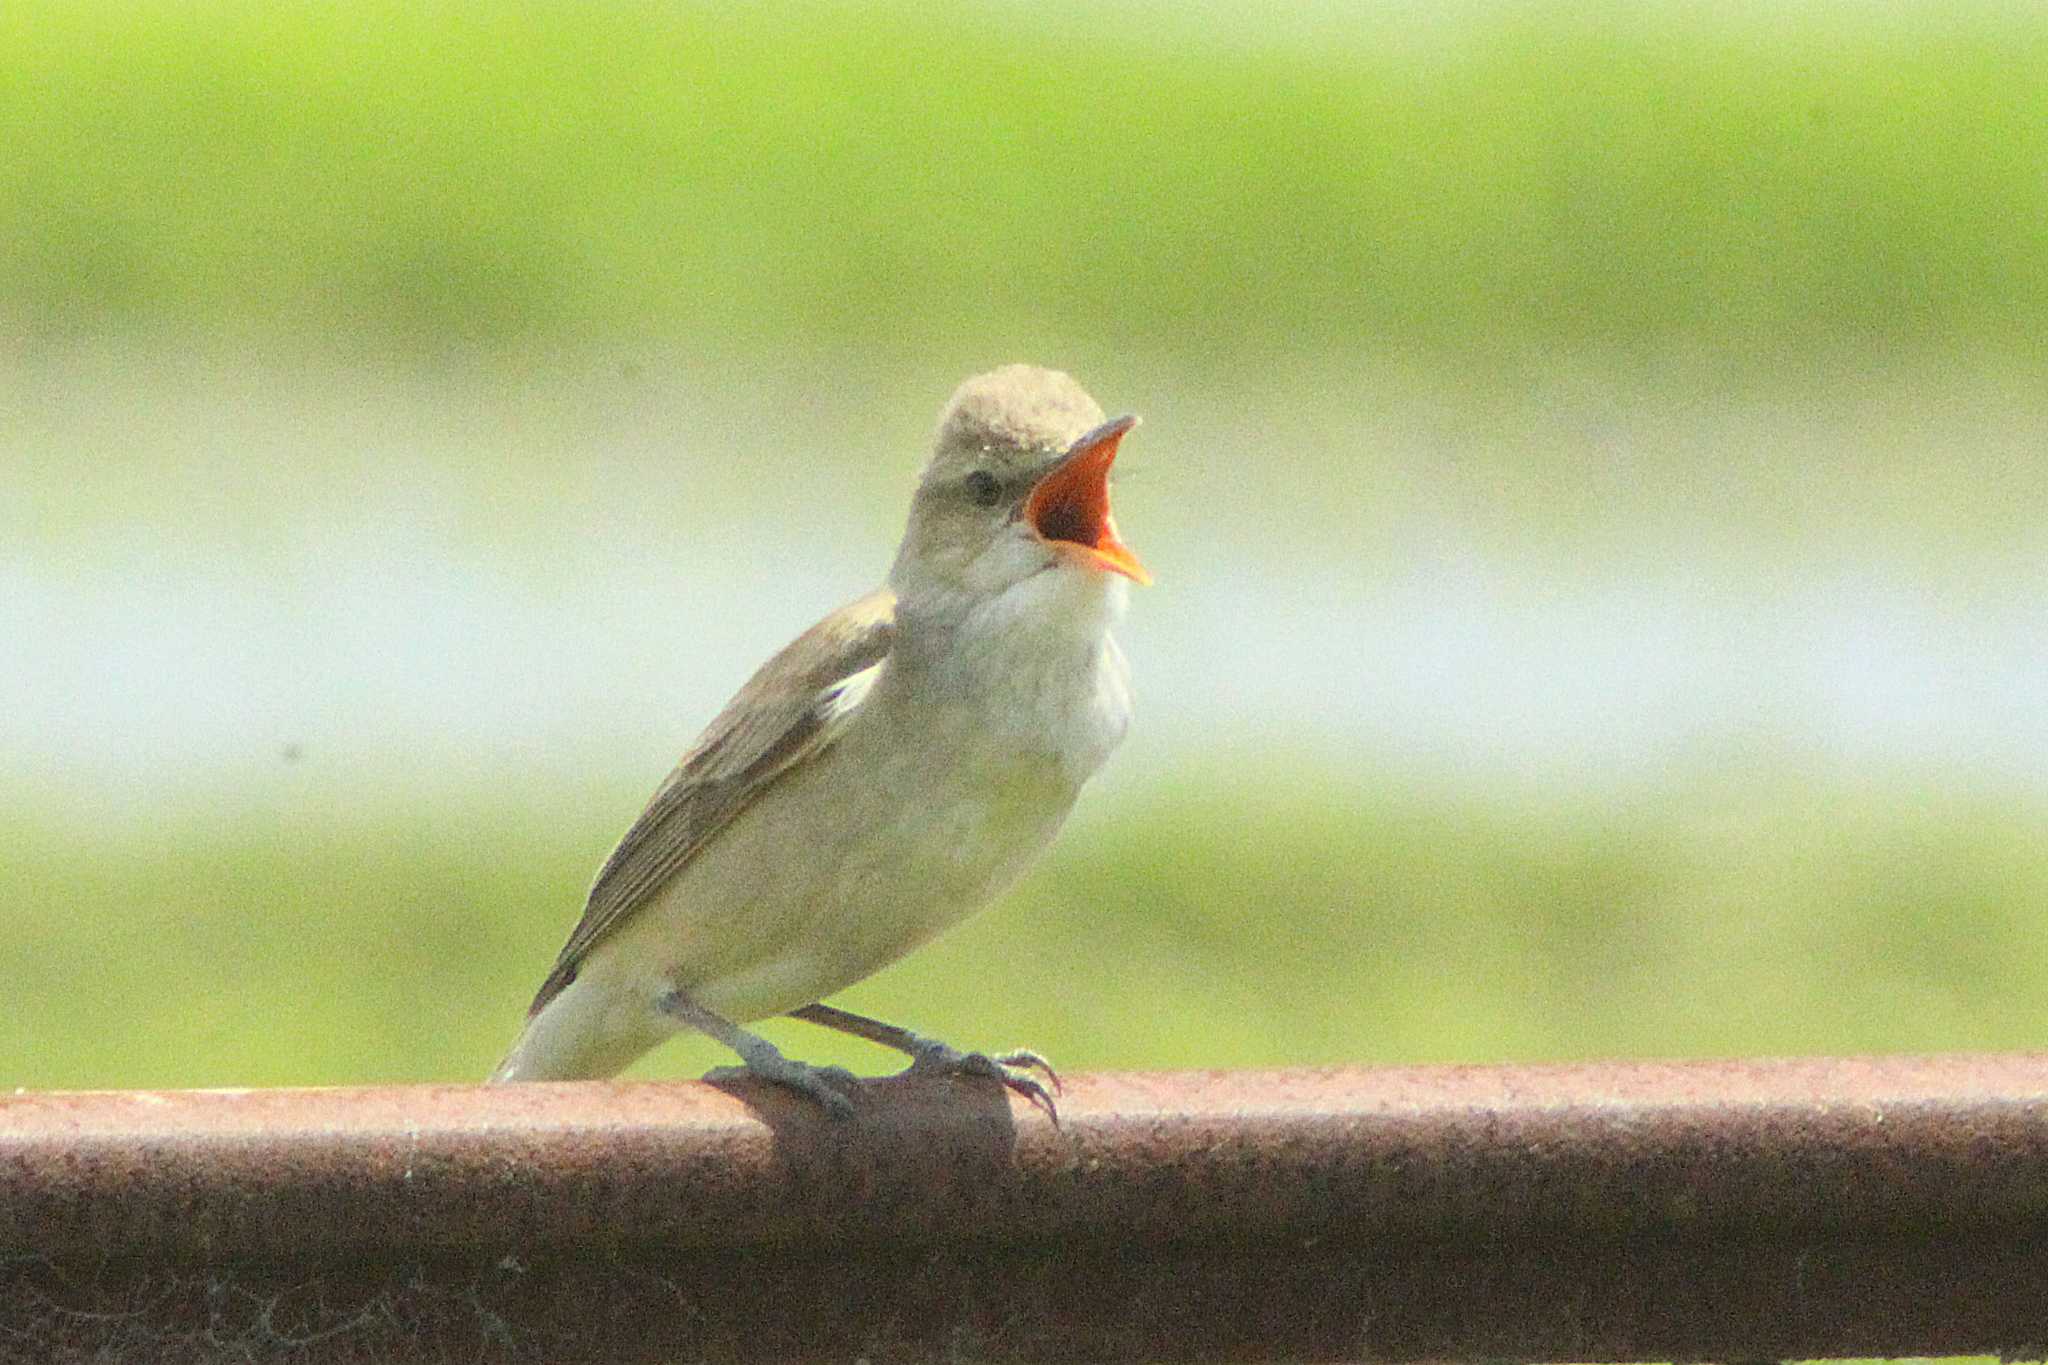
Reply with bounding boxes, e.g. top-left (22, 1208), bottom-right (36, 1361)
top-left (596, 566), bottom-right (1134, 1027)
top-left (908, 563), bottom-right (1134, 779)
